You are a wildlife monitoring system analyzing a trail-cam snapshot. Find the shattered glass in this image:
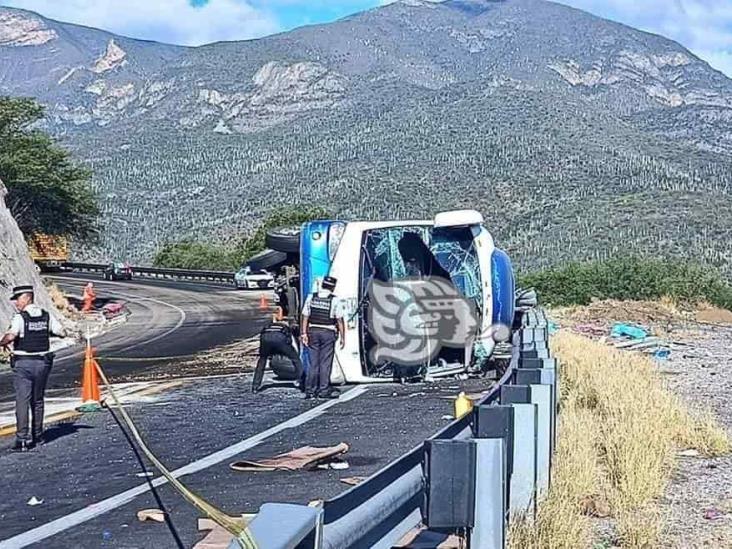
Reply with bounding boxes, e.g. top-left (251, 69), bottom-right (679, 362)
top-left (359, 225), bottom-right (483, 376)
